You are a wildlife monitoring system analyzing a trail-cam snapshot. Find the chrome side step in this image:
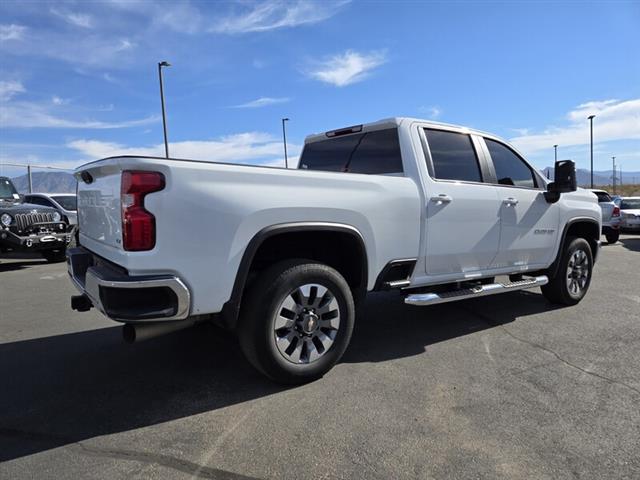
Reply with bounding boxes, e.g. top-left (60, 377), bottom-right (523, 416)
top-left (404, 275), bottom-right (548, 306)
